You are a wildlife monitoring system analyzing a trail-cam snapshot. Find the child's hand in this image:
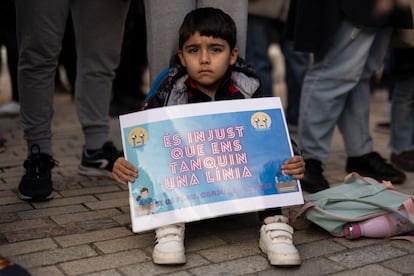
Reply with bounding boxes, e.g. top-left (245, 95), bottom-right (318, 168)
top-left (112, 157), bottom-right (138, 185)
top-left (282, 155), bottom-right (305, 180)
